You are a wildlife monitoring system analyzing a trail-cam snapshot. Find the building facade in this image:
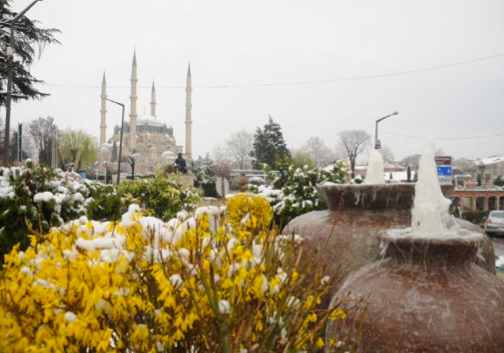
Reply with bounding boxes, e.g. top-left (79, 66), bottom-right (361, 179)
top-left (98, 52), bottom-right (193, 175)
